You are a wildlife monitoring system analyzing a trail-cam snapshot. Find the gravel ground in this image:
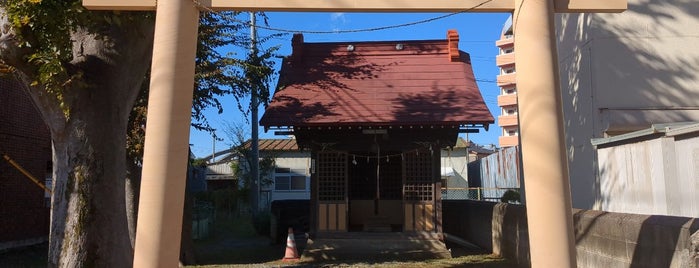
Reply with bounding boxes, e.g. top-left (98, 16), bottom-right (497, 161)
top-left (189, 235), bottom-right (513, 268)
top-left (186, 253), bottom-right (512, 268)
